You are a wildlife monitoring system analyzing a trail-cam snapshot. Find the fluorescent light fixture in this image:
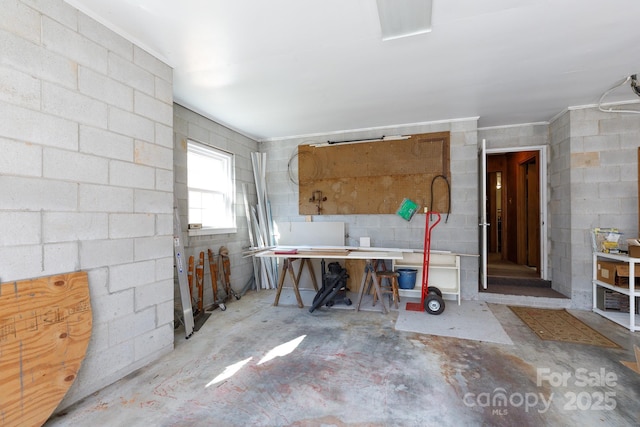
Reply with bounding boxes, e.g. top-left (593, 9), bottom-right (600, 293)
top-left (310, 135), bottom-right (411, 148)
top-left (376, 0), bottom-right (433, 41)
